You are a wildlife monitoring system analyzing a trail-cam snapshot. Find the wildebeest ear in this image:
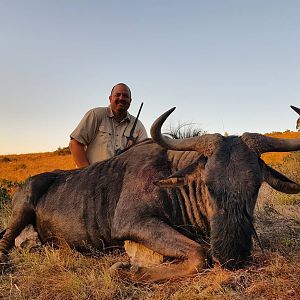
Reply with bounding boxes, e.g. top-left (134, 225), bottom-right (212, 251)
top-left (154, 176), bottom-right (186, 188)
top-left (263, 163), bottom-right (300, 194)
top-left (154, 156), bottom-right (207, 188)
